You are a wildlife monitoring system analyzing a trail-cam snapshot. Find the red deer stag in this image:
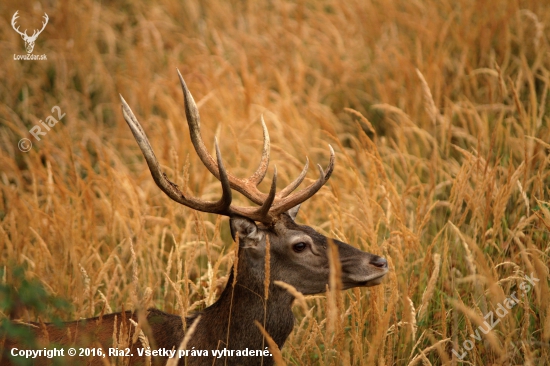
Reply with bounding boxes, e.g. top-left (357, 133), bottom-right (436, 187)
top-left (0, 70), bottom-right (389, 366)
